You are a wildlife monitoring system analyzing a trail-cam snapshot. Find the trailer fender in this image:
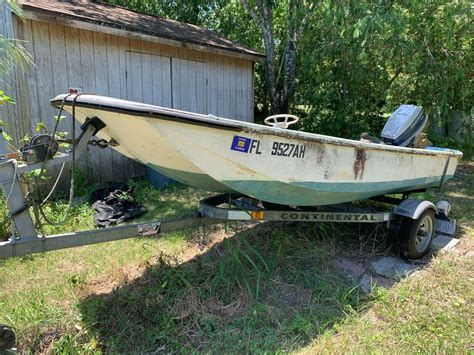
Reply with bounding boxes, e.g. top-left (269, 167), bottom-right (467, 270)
top-left (393, 199), bottom-right (437, 220)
